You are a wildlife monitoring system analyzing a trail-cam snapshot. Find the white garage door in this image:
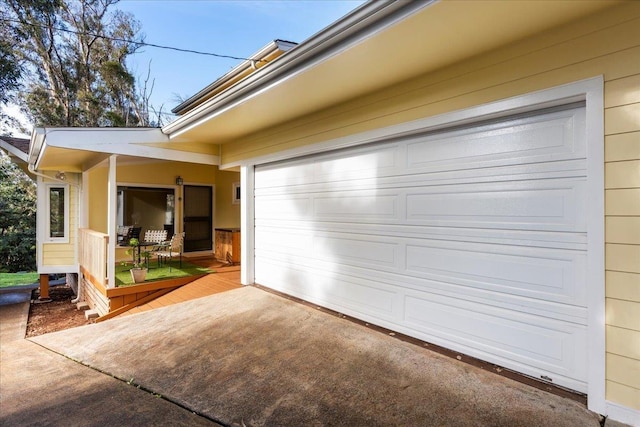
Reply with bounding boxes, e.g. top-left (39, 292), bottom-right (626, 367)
top-left (254, 104), bottom-right (589, 393)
